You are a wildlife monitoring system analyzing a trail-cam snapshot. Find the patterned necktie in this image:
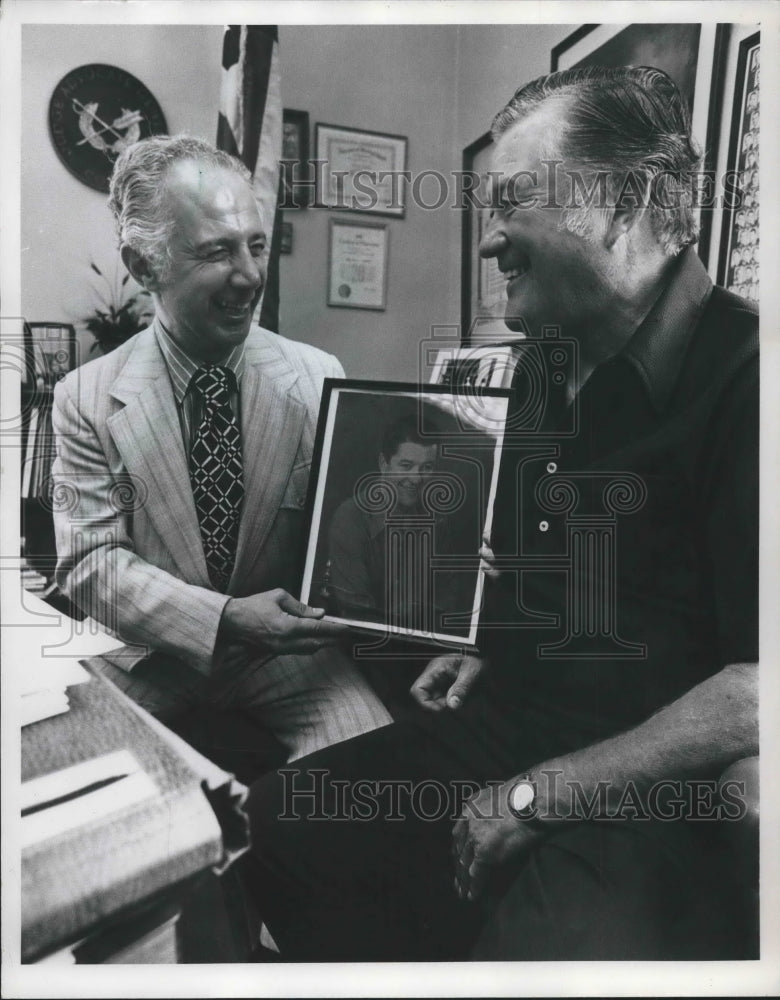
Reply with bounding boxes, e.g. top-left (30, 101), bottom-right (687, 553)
top-left (189, 366), bottom-right (244, 591)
